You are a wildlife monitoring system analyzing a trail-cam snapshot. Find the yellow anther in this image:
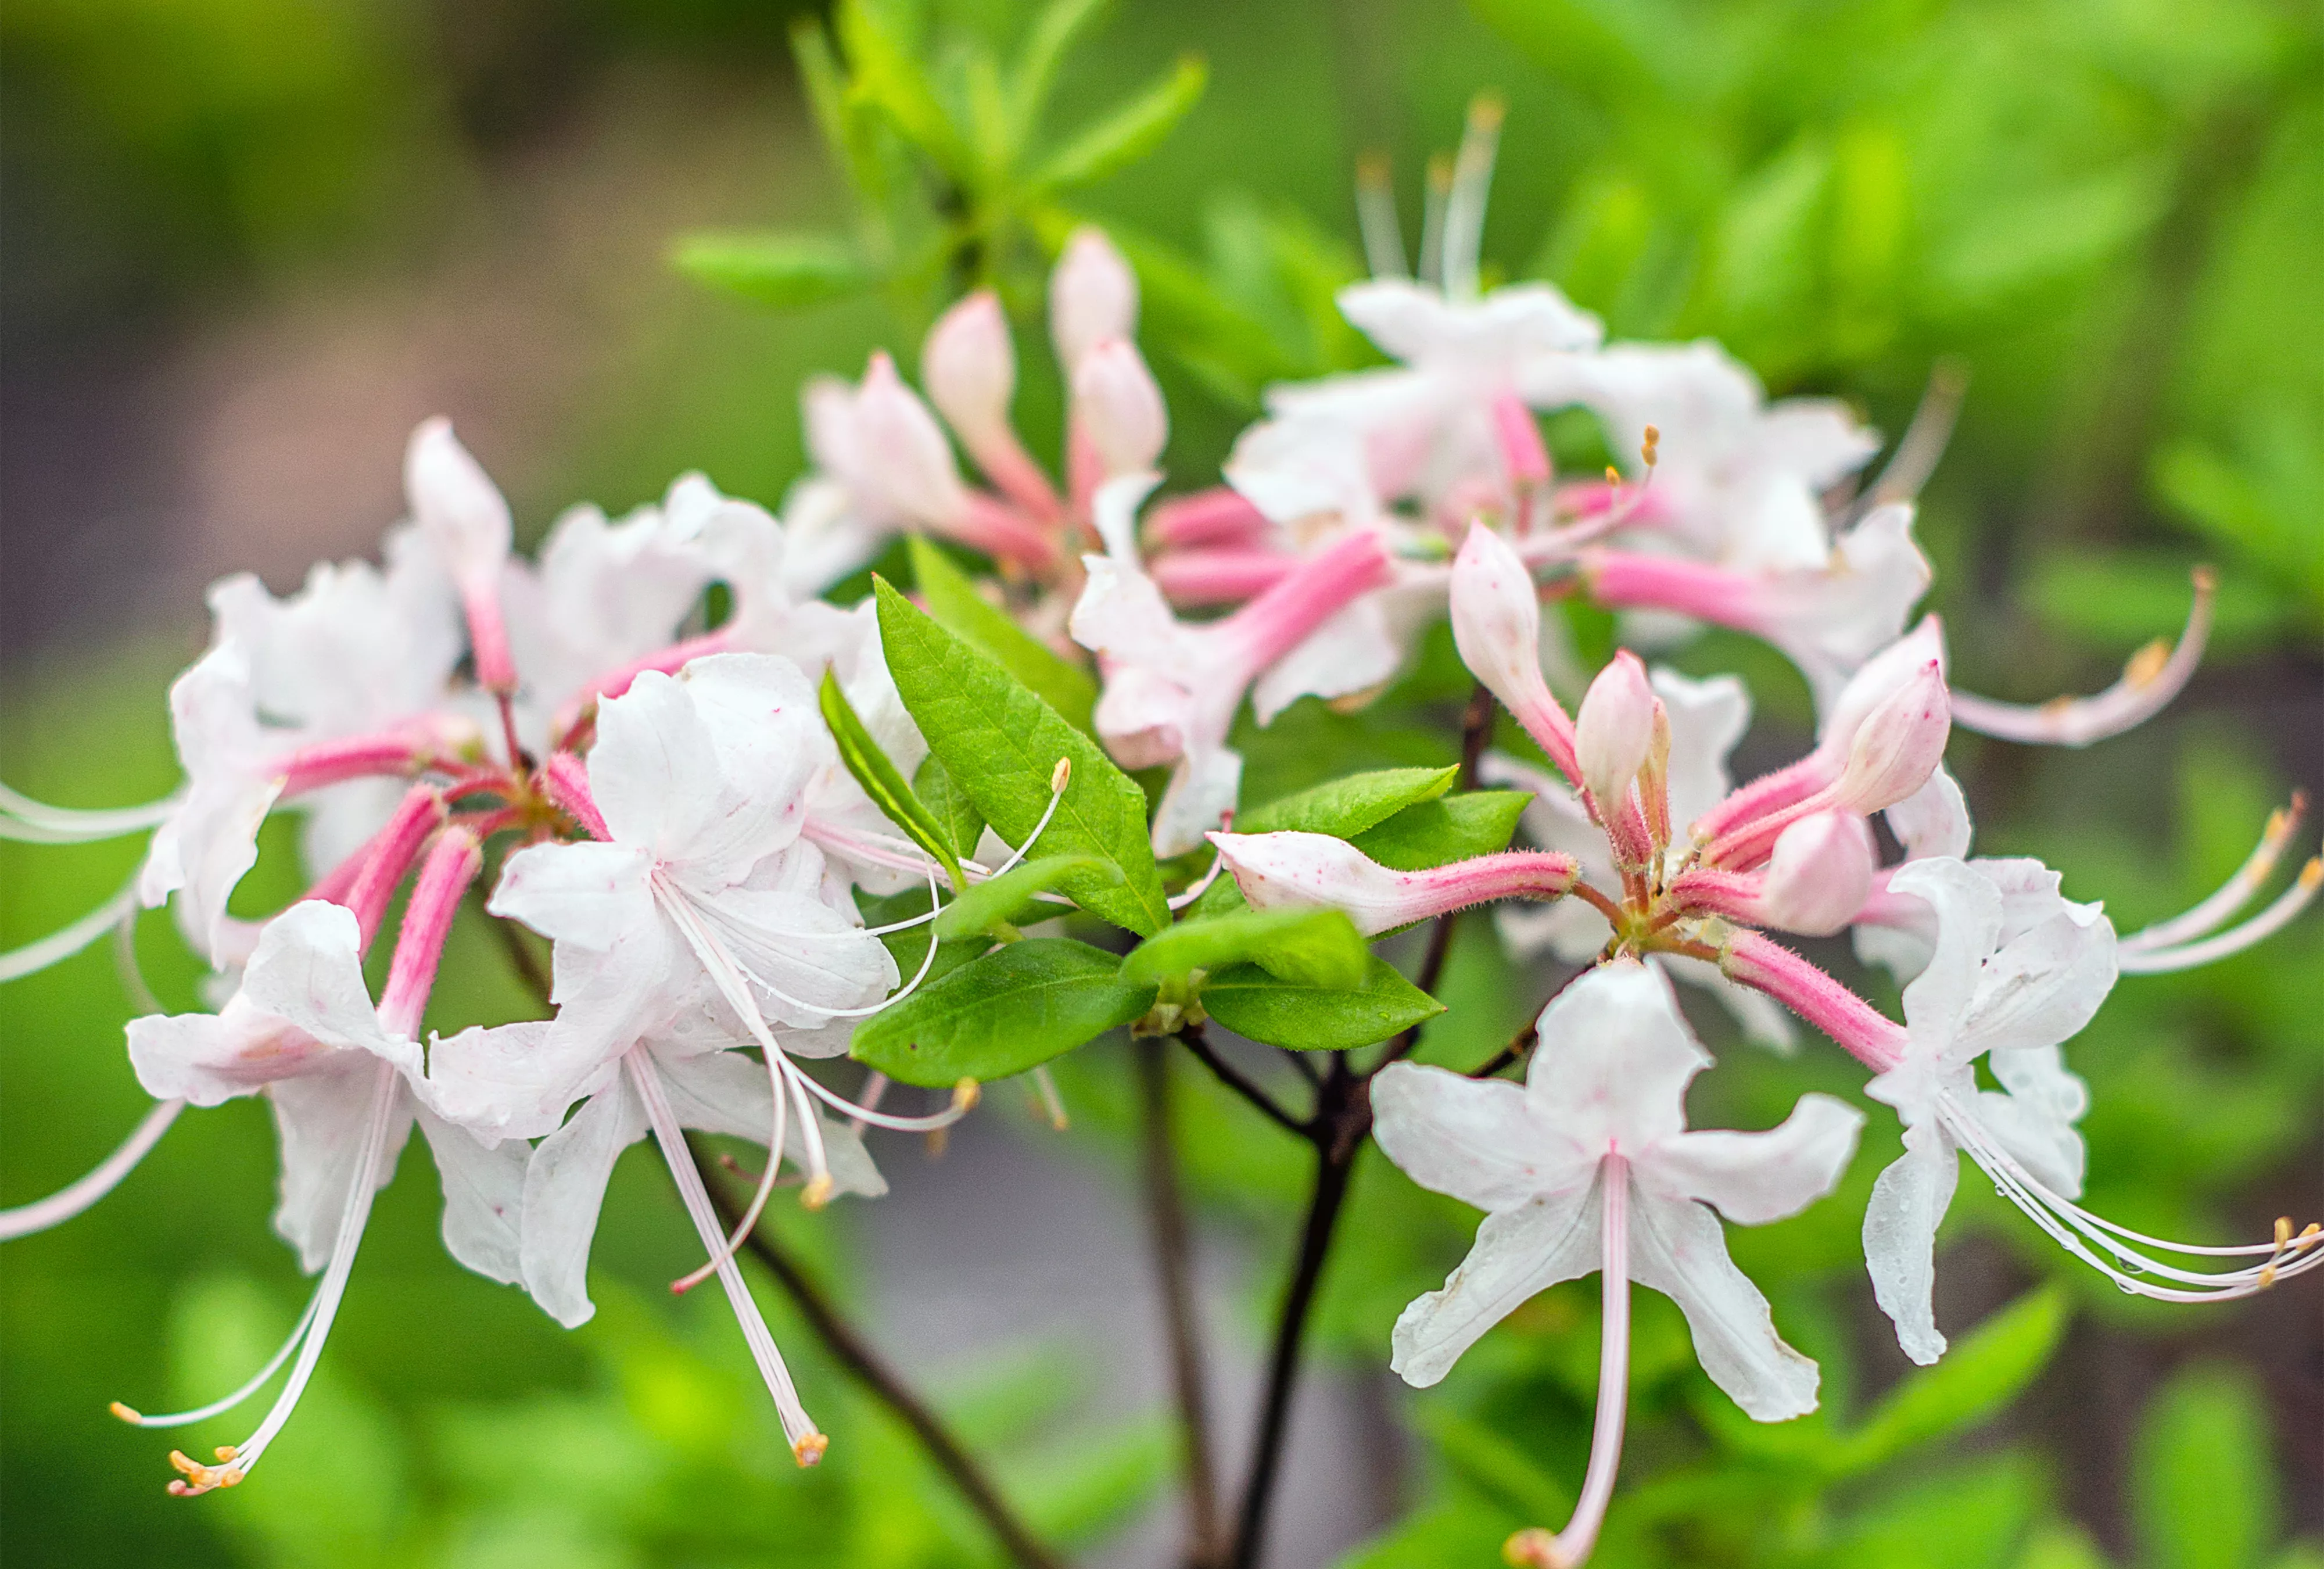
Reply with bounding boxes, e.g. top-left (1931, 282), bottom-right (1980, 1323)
top-left (2300, 859), bottom-right (2323, 891)
top-left (1604, 465), bottom-right (1622, 486)
top-left (213, 1445), bottom-right (238, 1463)
top-left (1504, 1527), bottom-right (1568, 1567)
top-left (1050, 757), bottom-right (1073, 794)
top-left (168, 1450), bottom-right (205, 1478)
top-left (792, 1431), bottom-right (830, 1467)
top-left (1357, 151), bottom-right (1392, 191)
top-left (1641, 424), bottom-right (1660, 468)
top-left (109, 1402), bottom-right (141, 1423)
top-left (953, 1076), bottom-right (982, 1112)
top-left (1467, 93), bottom-right (1507, 134)
top-left (2124, 637), bottom-right (2171, 689)
top-left (799, 1173), bottom-right (835, 1211)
